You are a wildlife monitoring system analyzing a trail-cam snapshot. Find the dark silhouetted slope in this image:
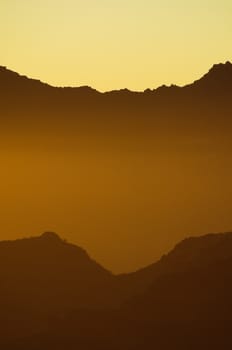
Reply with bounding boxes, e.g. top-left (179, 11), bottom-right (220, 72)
top-left (39, 232), bottom-right (232, 350)
top-left (0, 231), bottom-right (118, 310)
top-left (0, 232), bottom-right (124, 340)
top-left (1, 232), bottom-right (232, 349)
top-left (119, 231), bottom-right (232, 296)
top-left (190, 61), bottom-right (232, 92)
